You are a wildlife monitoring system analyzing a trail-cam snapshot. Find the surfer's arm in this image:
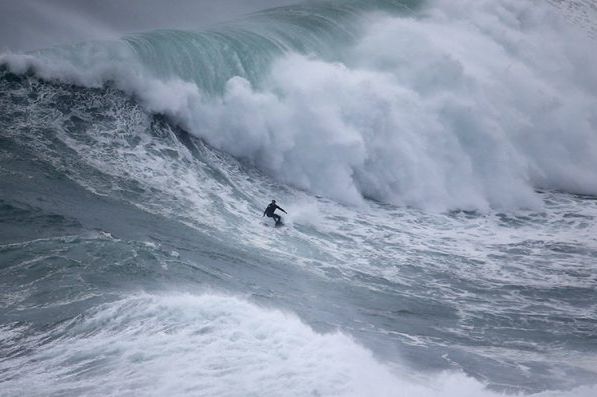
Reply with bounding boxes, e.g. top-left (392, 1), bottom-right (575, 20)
top-left (278, 206), bottom-right (287, 214)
